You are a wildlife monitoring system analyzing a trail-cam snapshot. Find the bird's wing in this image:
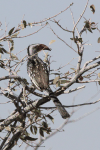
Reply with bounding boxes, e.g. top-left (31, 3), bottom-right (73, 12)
top-left (27, 58), bottom-right (49, 91)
